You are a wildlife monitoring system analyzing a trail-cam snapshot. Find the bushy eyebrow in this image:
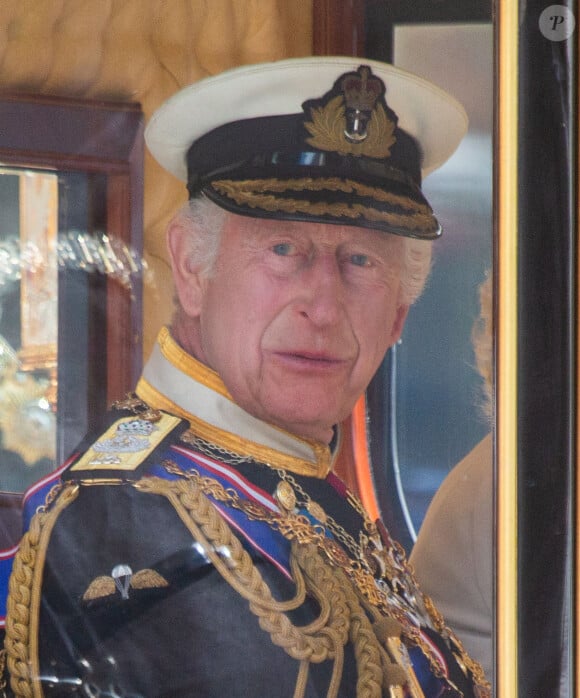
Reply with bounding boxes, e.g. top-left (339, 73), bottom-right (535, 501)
top-left (238, 219), bottom-right (402, 256)
top-left (254, 223), bottom-right (309, 238)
